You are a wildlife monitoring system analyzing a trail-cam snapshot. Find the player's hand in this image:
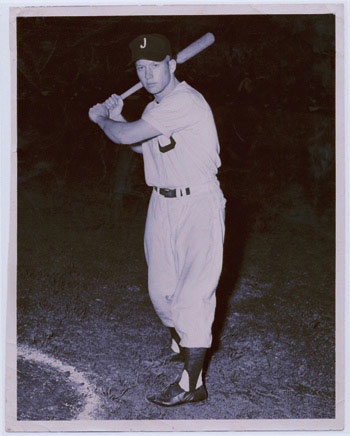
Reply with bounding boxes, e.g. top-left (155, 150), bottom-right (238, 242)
top-left (88, 103), bottom-right (109, 123)
top-left (103, 94), bottom-right (124, 121)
